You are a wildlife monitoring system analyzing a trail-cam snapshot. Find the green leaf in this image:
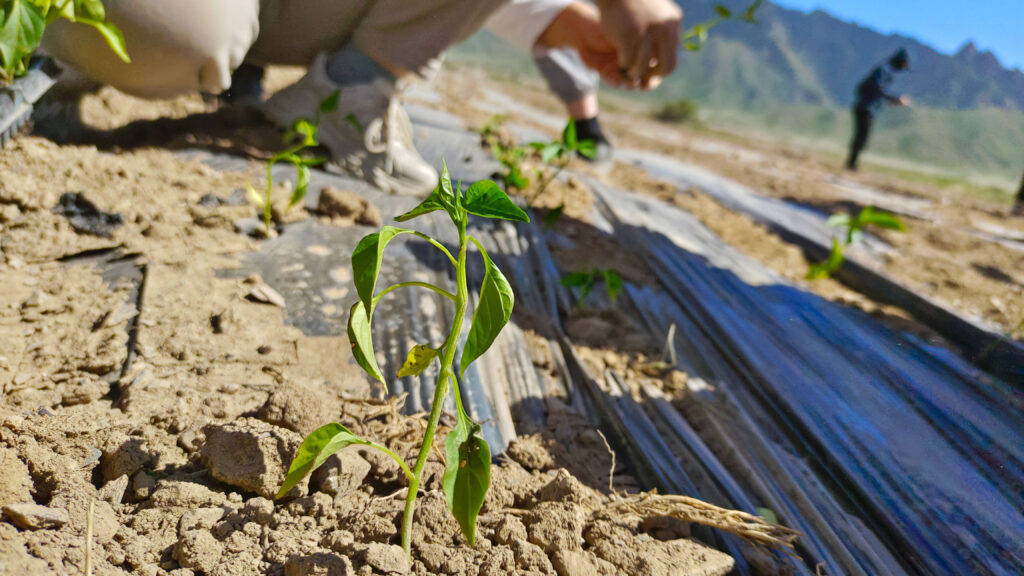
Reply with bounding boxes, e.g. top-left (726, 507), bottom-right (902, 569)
top-left (74, 18), bottom-right (130, 63)
top-left (437, 160), bottom-right (457, 211)
top-left (561, 272), bottom-right (595, 305)
top-left (246, 183), bottom-right (266, 208)
top-left (602, 270), bottom-right (624, 303)
top-left (714, 4), bottom-right (732, 18)
top-left (460, 244), bottom-right (514, 378)
top-left (443, 413), bottom-right (490, 546)
top-left (543, 204), bottom-right (565, 229)
top-left (348, 301), bottom-right (386, 386)
top-left (73, 0), bottom-right (105, 21)
top-left (463, 180), bottom-right (529, 223)
top-left (0, 0), bottom-right (45, 74)
top-left (855, 206), bottom-right (905, 232)
top-left (743, 0), bottom-right (763, 22)
top-left (320, 90), bottom-right (341, 114)
top-left (277, 422), bottom-right (372, 499)
top-left (562, 119), bottom-right (578, 149)
top-left (395, 189), bottom-right (445, 222)
top-left (683, 42), bottom-right (701, 52)
top-left (351, 226), bottom-right (413, 312)
top-left (288, 165), bottom-right (311, 209)
top-left (506, 165), bottom-right (529, 190)
top-left (575, 139), bottom-right (597, 160)
top-left (826, 213), bottom-right (851, 229)
top-left (560, 272), bottom-right (594, 288)
top-left (397, 344), bottom-right (438, 378)
top-left (344, 113), bottom-right (364, 134)
top-left (540, 143), bottom-right (563, 164)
